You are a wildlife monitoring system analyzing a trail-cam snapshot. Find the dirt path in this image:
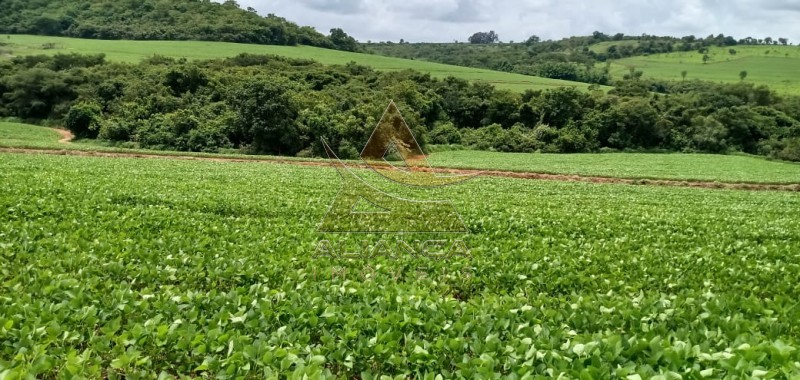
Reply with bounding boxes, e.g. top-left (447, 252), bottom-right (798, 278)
top-left (55, 128), bottom-right (74, 143)
top-left (1, 147), bottom-right (798, 192)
